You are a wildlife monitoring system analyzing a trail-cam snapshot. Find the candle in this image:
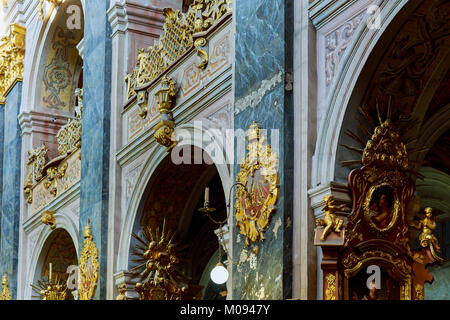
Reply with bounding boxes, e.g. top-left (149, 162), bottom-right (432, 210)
top-left (205, 187), bottom-right (210, 204)
top-left (49, 263), bottom-right (52, 283)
